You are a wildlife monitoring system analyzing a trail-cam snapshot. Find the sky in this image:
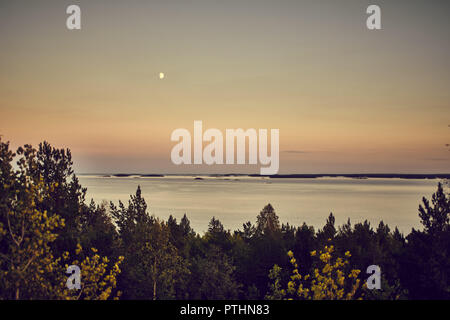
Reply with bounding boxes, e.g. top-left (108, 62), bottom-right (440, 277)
top-left (0, 0), bottom-right (449, 174)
